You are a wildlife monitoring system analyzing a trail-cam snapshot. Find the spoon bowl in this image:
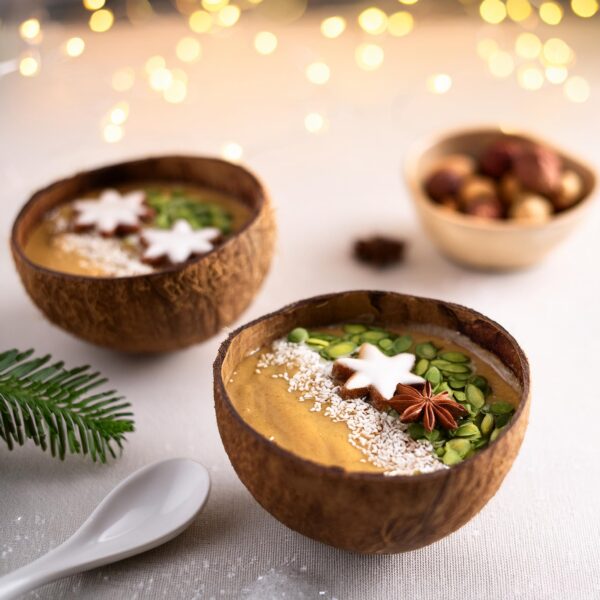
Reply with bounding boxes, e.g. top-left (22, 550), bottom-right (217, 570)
top-left (0, 458), bottom-right (210, 600)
